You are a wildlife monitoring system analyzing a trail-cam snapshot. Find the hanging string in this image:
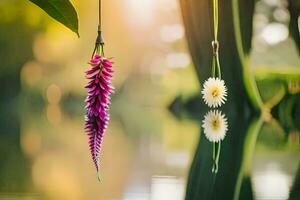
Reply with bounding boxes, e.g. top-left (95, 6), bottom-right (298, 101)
top-left (213, 0), bottom-right (218, 40)
top-left (211, 0), bottom-right (221, 80)
top-left (98, 0), bottom-right (102, 32)
top-left (92, 0), bottom-right (105, 57)
top-left (211, 0), bottom-right (221, 174)
top-left (98, 0), bottom-right (104, 56)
